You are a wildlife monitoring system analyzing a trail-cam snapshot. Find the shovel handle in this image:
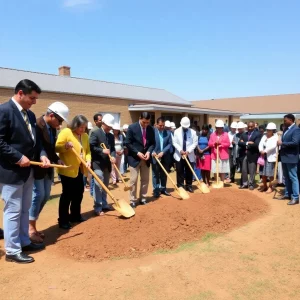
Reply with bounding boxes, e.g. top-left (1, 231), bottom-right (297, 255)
top-left (100, 143), bottom-right (129, 188)
top-left (181, 155), bottom-right (201, 185)
top-left (70, 147), bottom-right (118, 206)
top-left (154, 156), bottom-right (180, 193)
top-left (216, 145), bottom-right (220, 184)
top-left (273, 133), bottom-right (282, 184)
top-left (30, 161), bottom-right (70, 169)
